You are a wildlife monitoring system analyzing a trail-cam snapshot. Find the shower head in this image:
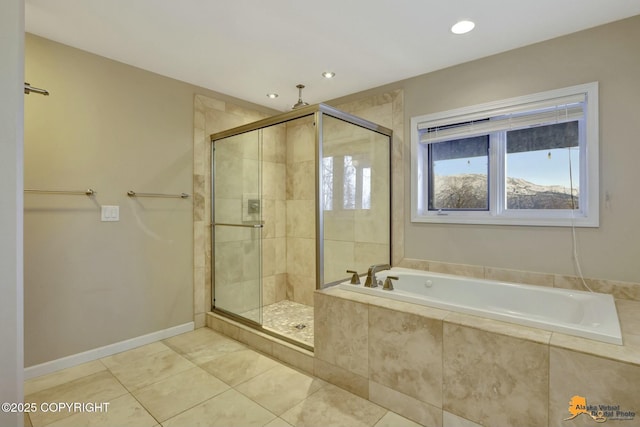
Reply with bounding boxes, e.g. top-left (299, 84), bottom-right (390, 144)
top-left (291, 84), bottom-right (309, 110)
